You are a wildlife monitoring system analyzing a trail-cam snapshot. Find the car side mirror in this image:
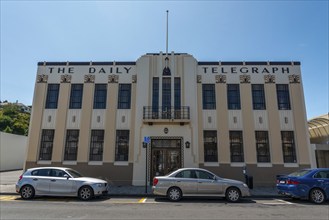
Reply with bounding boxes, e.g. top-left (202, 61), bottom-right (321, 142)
top-left (64, 174), bottom-right (69, 179)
